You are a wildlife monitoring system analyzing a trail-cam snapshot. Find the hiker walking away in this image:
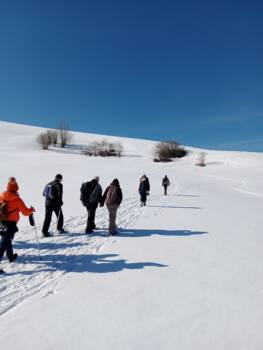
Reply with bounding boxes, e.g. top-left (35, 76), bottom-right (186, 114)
top-left (101, 179), bottom-right (122, 235)
top-left (42, 174), bottom-right (64, 237)
top-left (80, 176), bottom-right (102, 234)
top-left (0, 177), bottom-right (35, 273)
top-left (139, 175), bottom-right (150, 206)
top-left (162, 175), bottom-right (170, 195)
